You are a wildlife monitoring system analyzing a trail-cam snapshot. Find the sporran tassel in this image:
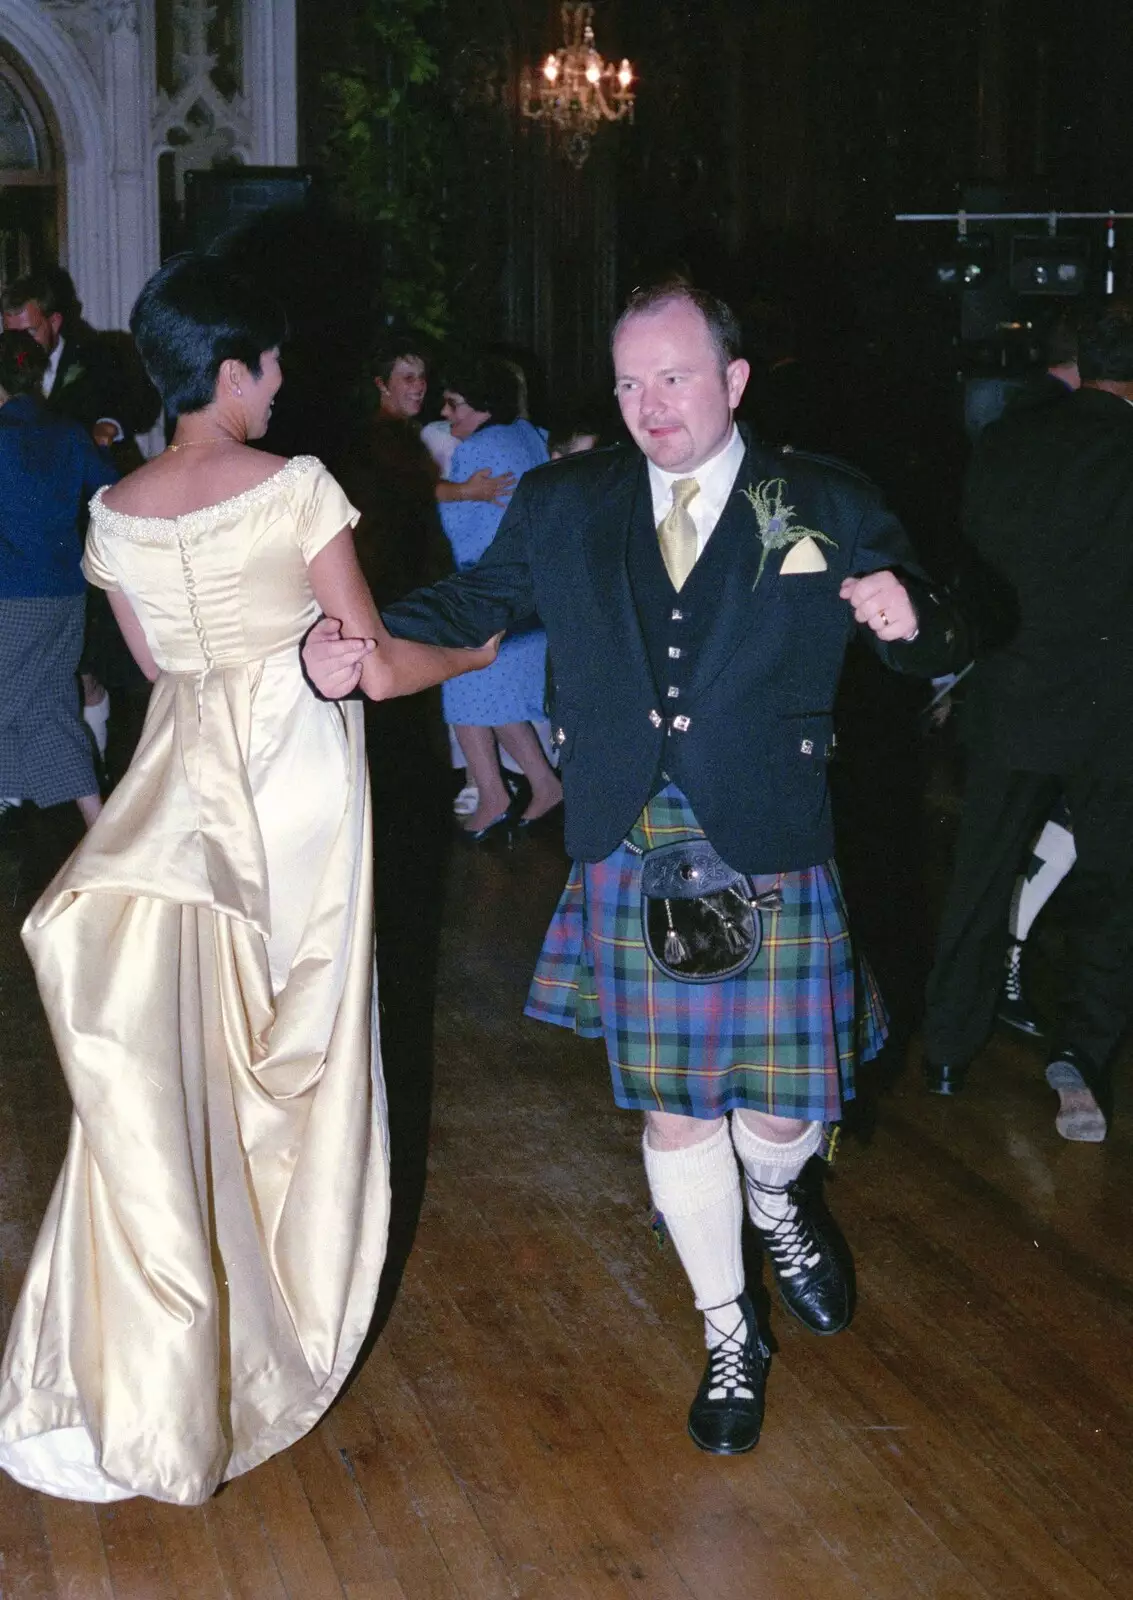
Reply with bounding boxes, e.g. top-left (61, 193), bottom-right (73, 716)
top-left (721, 919), bottom-right (746, 954)
top-left (663, 900), bottom-right (690, 965)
